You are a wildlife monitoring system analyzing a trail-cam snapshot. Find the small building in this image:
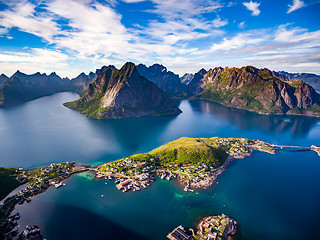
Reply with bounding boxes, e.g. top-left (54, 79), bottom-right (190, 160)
top-left (168, 226), bottom-right (191, 240)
